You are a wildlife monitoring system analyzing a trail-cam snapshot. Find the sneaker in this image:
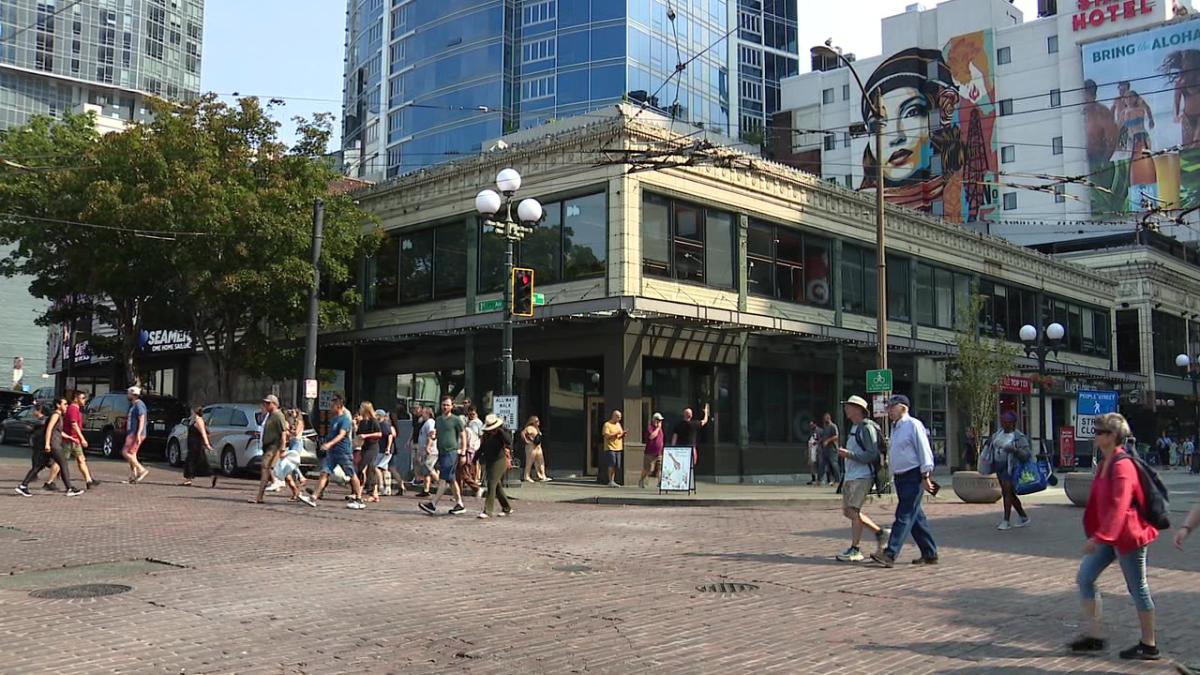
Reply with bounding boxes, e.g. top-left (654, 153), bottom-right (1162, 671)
top-left (298, 493), bottom-right (317, 507)
top-left (836, 546), bottom-right (864, 562)
top-left (133, 468), bottom-right (150, 484)
top-left (1014, 516), bottom-right (1031, 529)
top-left (15, 485), bottom-right (32, 497)
top-left (997, 520), bottom-right (1012, 531)
top-left (42, 482), bottom-right (57, 492)
top-left (418, 501), bottom-right (436, 515)
top-left (875, 528), bottom-right (890, 553)
top-left (265, 479), bottom-right (285, 492)
top-left (346, 499), bottom-right (366, 510)
top-left (449, 503), bottom-right (466, 515)
top-left (911, 557), bottom-right (939, 565)
top-left (499, 508), bottom-right (513, 517)
top-left (607, 481), bottom-right (619, 488)
top-left (477, 512), bottom-right (490, 519)
top-left (1119, 642), bottom-right (1160, 661)
top-left (66, 487), bottom-right (84, 497)
top-left (86, 480), bottom-right (100, 489)
top-left (416, 491), bottom-right (431, 498)
top-left (869, 552), bottom-right (895, 568)
top-left (1069, 636), bottom-right (1106, 653)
